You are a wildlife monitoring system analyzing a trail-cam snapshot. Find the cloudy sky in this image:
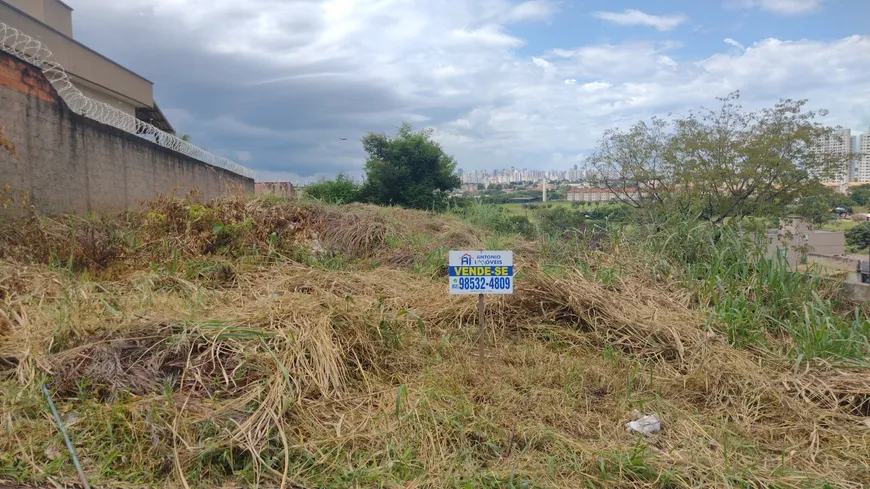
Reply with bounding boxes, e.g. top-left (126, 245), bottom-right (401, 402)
top-left (65, 0), bottom-right (870, 182)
